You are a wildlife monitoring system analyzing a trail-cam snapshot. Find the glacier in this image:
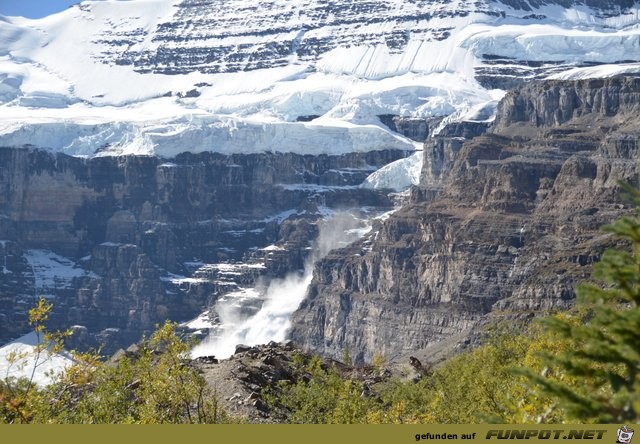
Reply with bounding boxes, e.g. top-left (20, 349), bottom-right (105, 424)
top-left (0, 0), bottom-right (637, 177)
